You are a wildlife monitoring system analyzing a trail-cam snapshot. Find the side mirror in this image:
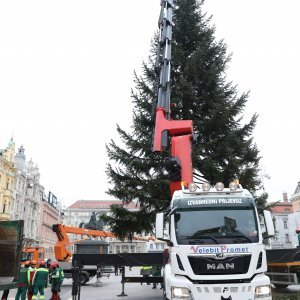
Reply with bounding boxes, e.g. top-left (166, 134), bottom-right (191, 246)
top-left (155, 213), bottom-right (169, 241)
top-left (263, 210), bottom-right (275, 237)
